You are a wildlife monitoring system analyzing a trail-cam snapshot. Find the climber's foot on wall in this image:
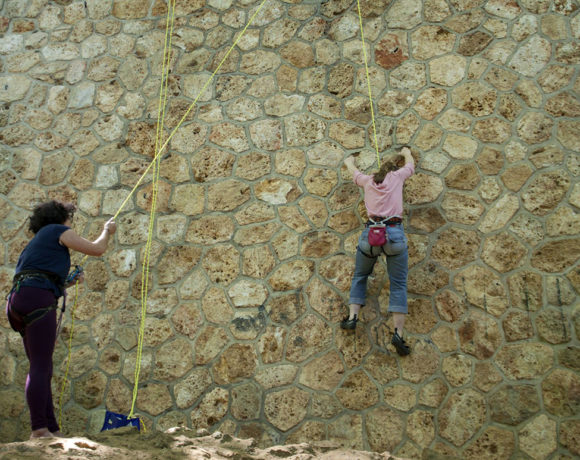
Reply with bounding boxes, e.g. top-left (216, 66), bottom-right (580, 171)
top-left (340, 315), bottom-right (358, 330)
top-left (391, 329), bottom-right (410, 356)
